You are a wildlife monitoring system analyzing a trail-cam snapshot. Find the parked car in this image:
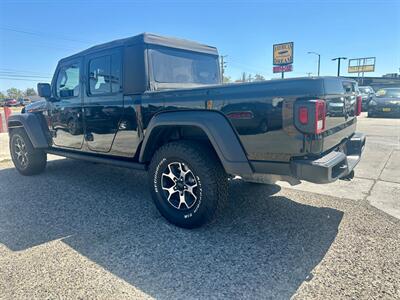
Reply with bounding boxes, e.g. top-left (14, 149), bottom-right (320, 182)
top-left (5, 98), bottom-right (19, 107)
top-left (7, 33), bottom-right (365, 228)
top-left (368, 87), bottom-right (400, 118)
top-left (0, 99), bottom-right (5, 107)
top-left (18, 98), bottom-right (31, 106)
top-left (358, 86), bottom-right (375, 111)
top-left (327, 81), bottom-right (358, 116)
